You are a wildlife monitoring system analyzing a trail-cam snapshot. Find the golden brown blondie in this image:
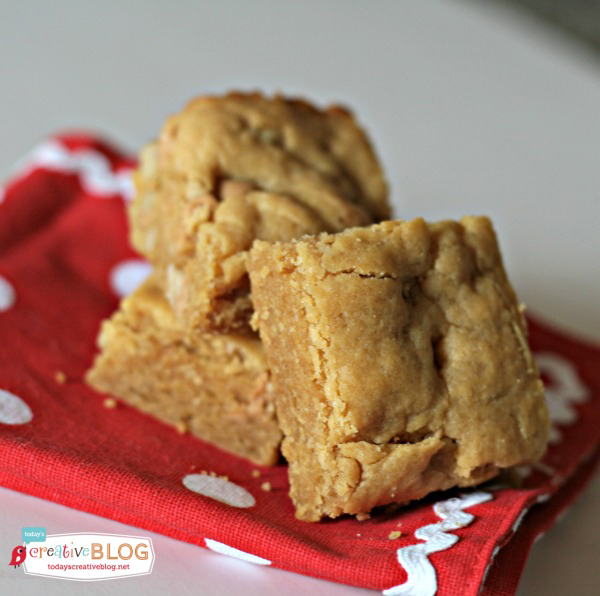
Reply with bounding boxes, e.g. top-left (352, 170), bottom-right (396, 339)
top-left (129, 92), bottom-right (389, 333)
top-left (86, 276), bottom-right (281, 465)
top-left (248, 217), bottom-right (549, 521)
